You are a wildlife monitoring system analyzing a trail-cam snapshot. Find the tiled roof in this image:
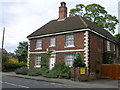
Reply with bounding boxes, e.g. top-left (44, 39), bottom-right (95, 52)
top-left (27, 15), bottom-right (117, 42)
